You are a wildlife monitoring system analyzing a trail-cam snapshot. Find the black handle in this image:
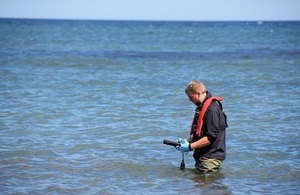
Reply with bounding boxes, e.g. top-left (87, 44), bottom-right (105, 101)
top-left (163, 139), bottom-right (180, 147)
